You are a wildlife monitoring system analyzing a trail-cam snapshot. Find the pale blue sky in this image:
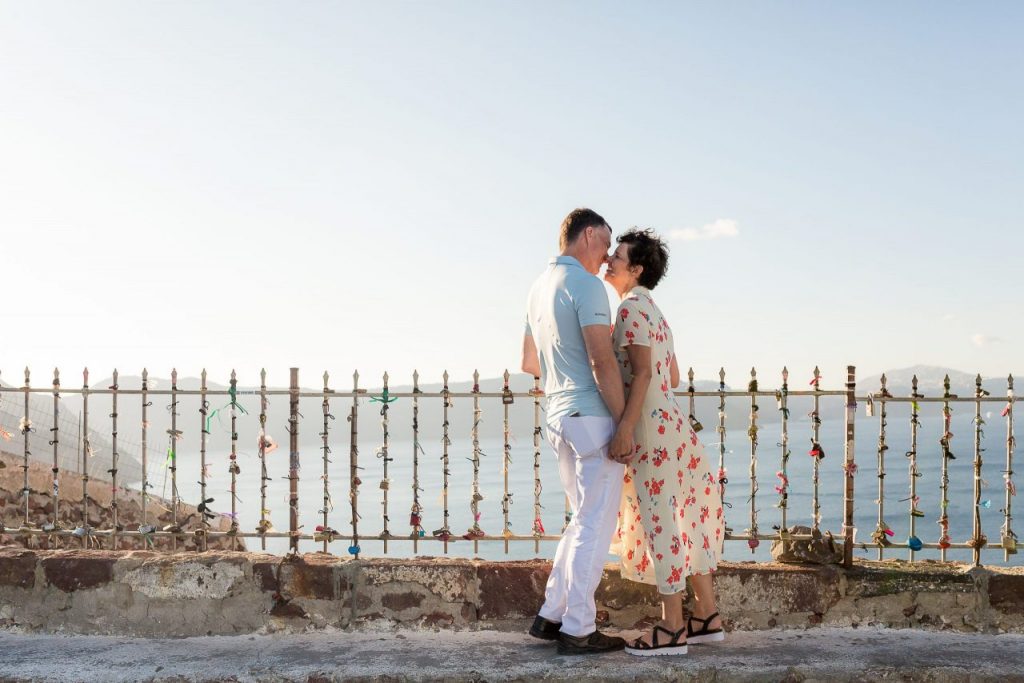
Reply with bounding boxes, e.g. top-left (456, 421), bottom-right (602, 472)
top-left (1, 2), bottom-right (1021, 388)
